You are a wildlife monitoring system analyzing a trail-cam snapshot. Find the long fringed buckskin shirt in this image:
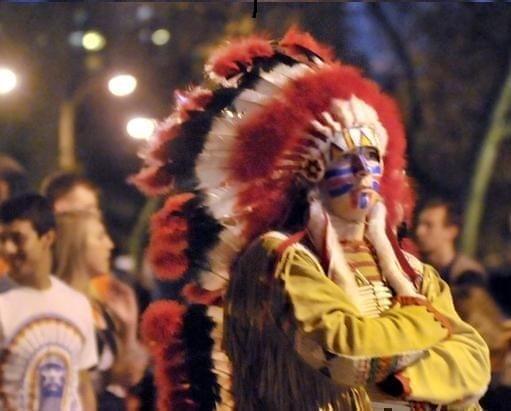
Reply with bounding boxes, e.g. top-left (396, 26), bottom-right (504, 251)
top-left (224, 232), bottom-right (490, 411)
